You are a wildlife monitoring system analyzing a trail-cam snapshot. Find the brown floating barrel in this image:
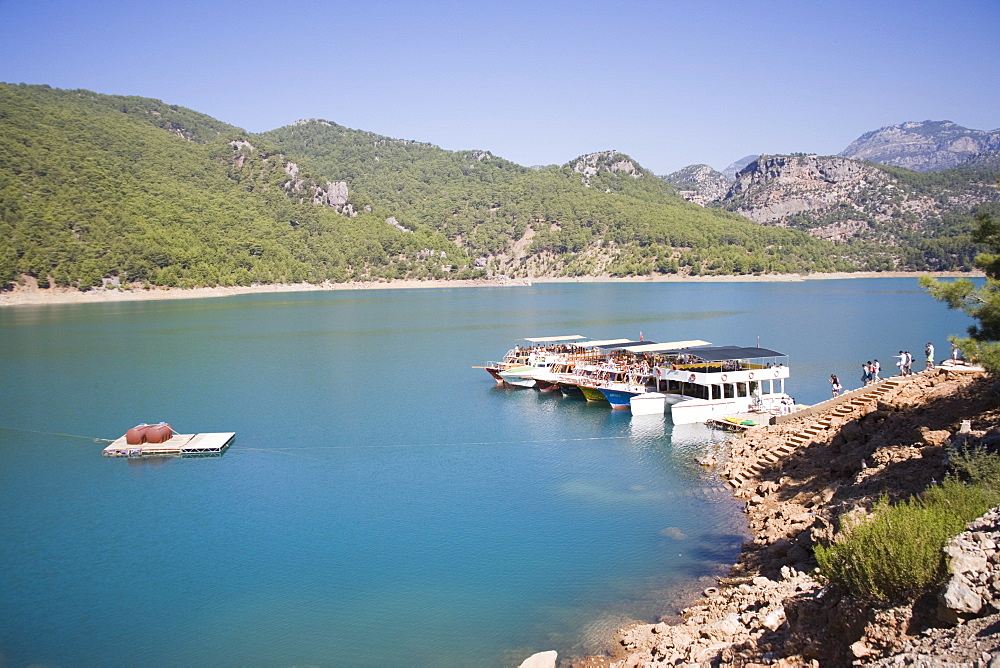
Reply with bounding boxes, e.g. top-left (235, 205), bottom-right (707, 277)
top-left (125, 424), bottom-right (150, 445)
top-left (145, 423), bottom-right (173, 444)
